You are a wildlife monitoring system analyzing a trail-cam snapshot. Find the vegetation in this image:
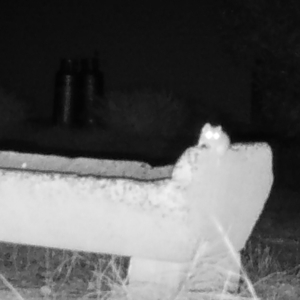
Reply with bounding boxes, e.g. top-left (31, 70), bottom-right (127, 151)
top-left (0, 59), bottom-right (299, 298)
top-left (93, 88), bottom-right (192, 138)
top-left (218, 0), bottom-right (300, 137)
top-left (0, 86), bottom-right (33, 132)
top-left (0, 212), bottom-right (299, 300)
